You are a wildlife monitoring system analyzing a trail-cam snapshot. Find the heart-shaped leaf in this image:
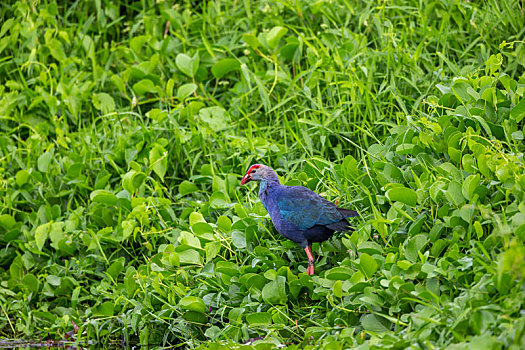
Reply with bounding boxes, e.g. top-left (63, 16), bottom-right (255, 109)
top-left (176, 53), bottom-right (199, 78)
top-left (211, 58), bottom-right (240, 79)
top-left (385, 187), bottom-right (417, 206)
